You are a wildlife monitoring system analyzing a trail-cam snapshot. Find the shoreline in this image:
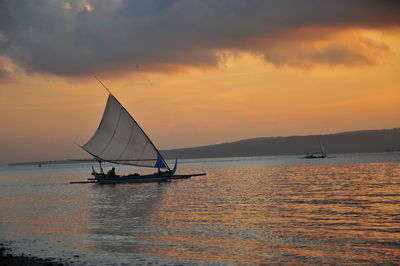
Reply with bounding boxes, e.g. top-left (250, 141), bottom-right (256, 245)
top-left (0, 244), bottom-right (64, 266)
